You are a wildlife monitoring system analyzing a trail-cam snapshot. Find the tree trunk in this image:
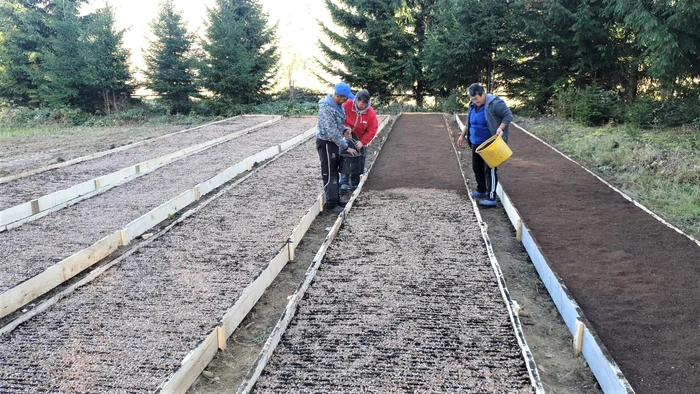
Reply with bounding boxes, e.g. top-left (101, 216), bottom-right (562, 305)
top-left (103, 90), bottom-right (110, 114)
top-left (112, 90), bottom-right (118, 112)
